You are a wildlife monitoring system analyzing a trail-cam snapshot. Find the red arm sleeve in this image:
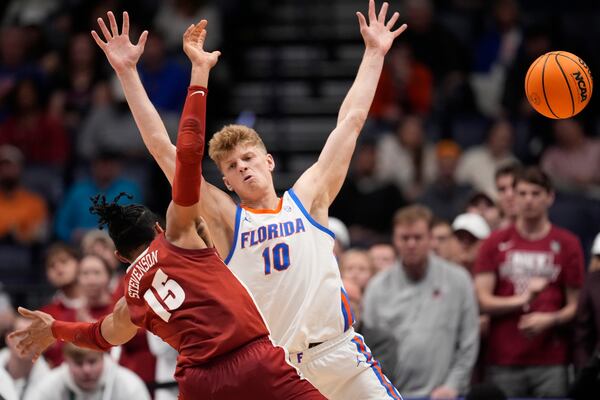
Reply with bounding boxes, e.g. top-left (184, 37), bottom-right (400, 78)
top-left (173, 85), bottom-right (208, 207)
top-left (51, 317), bottom-right (113, 351)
